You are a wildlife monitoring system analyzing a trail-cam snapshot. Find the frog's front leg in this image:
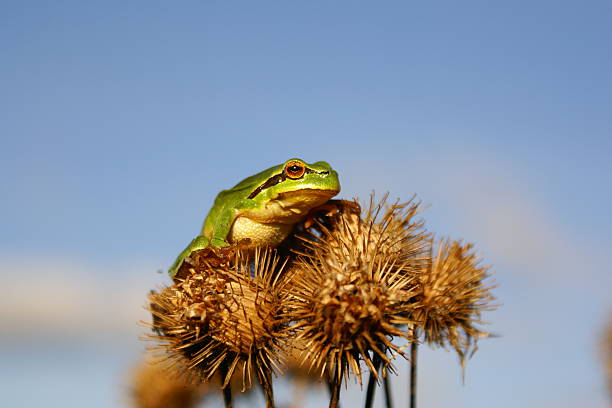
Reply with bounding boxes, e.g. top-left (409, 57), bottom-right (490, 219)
top-left (168, 235), bottom-right (212, 278)
top-left (169, 200), bottom-right (256, 279)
